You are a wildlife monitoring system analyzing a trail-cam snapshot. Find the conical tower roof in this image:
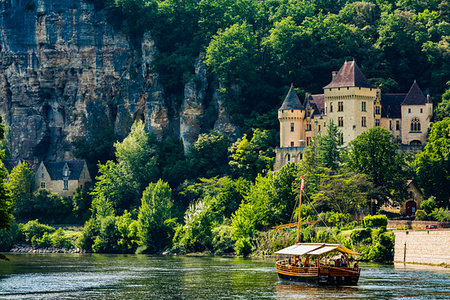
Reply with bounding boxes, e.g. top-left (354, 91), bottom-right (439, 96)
top-left (324, 61), bottom-right (375, 89)
top-left (279, 84), bottom-right (304, 110)
top-left (402, 81), bottom-right (426, 105)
